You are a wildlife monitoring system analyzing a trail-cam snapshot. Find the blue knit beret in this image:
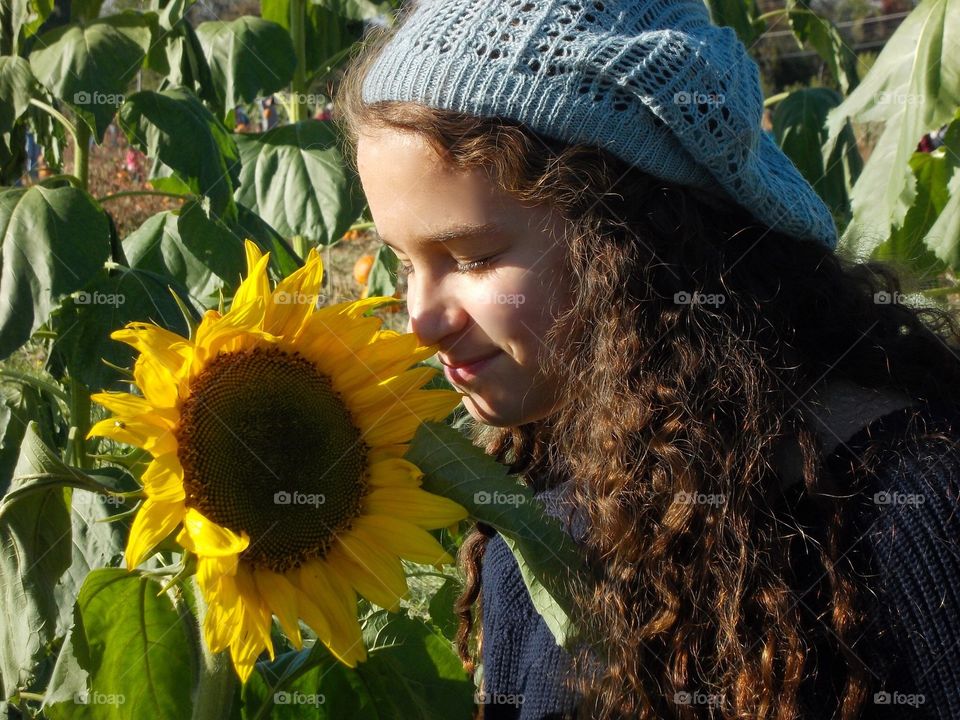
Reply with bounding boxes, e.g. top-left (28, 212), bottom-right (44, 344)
top-left (360, 0), bottom-right (838, 249)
